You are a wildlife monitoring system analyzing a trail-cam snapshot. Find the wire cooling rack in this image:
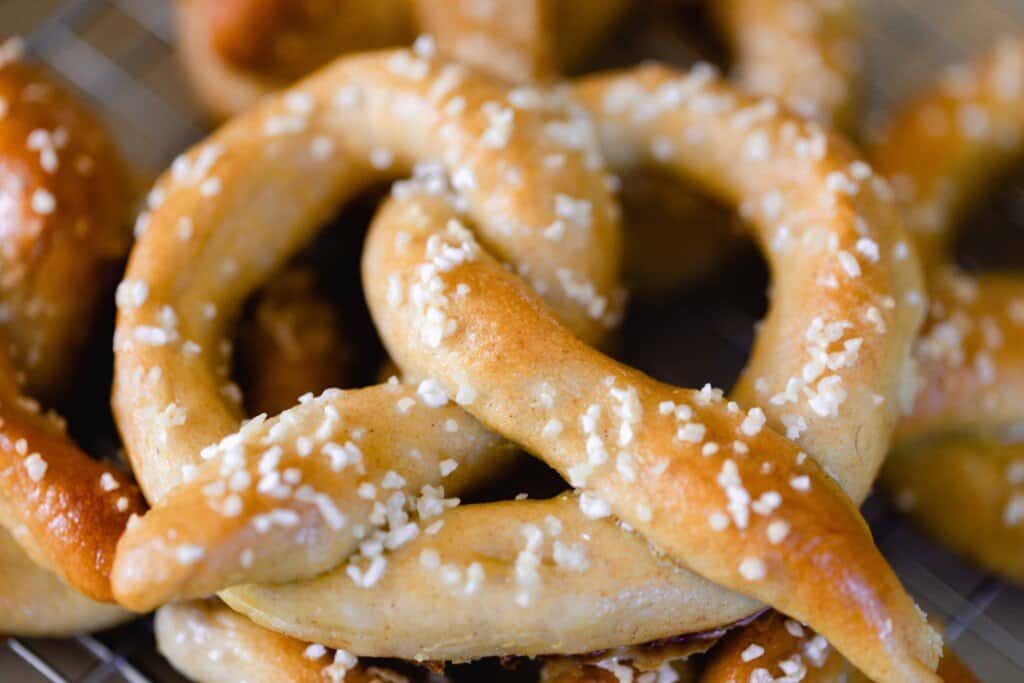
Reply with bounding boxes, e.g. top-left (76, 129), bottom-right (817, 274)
top-left (0, 0), bottom-right (1022, 680)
